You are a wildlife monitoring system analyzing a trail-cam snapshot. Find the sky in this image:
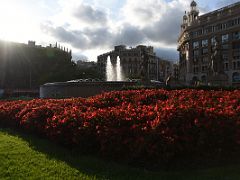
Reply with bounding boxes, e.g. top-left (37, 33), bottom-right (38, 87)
top-left (0, 0), bottom-right (239, 62)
